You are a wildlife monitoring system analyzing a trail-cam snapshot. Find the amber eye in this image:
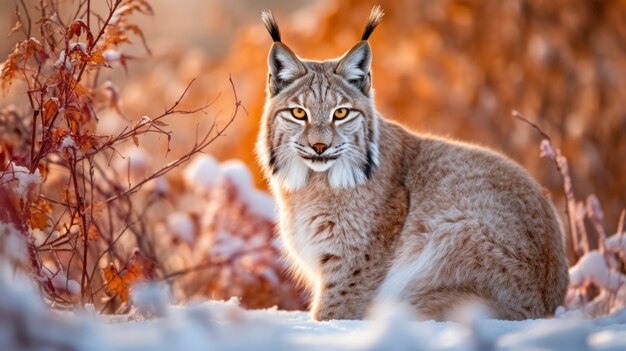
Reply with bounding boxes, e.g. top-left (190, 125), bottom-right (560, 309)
top-left (290, 108), bottom-right (307, 120)
top-left (333, 108), bottom-right (349, 120)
